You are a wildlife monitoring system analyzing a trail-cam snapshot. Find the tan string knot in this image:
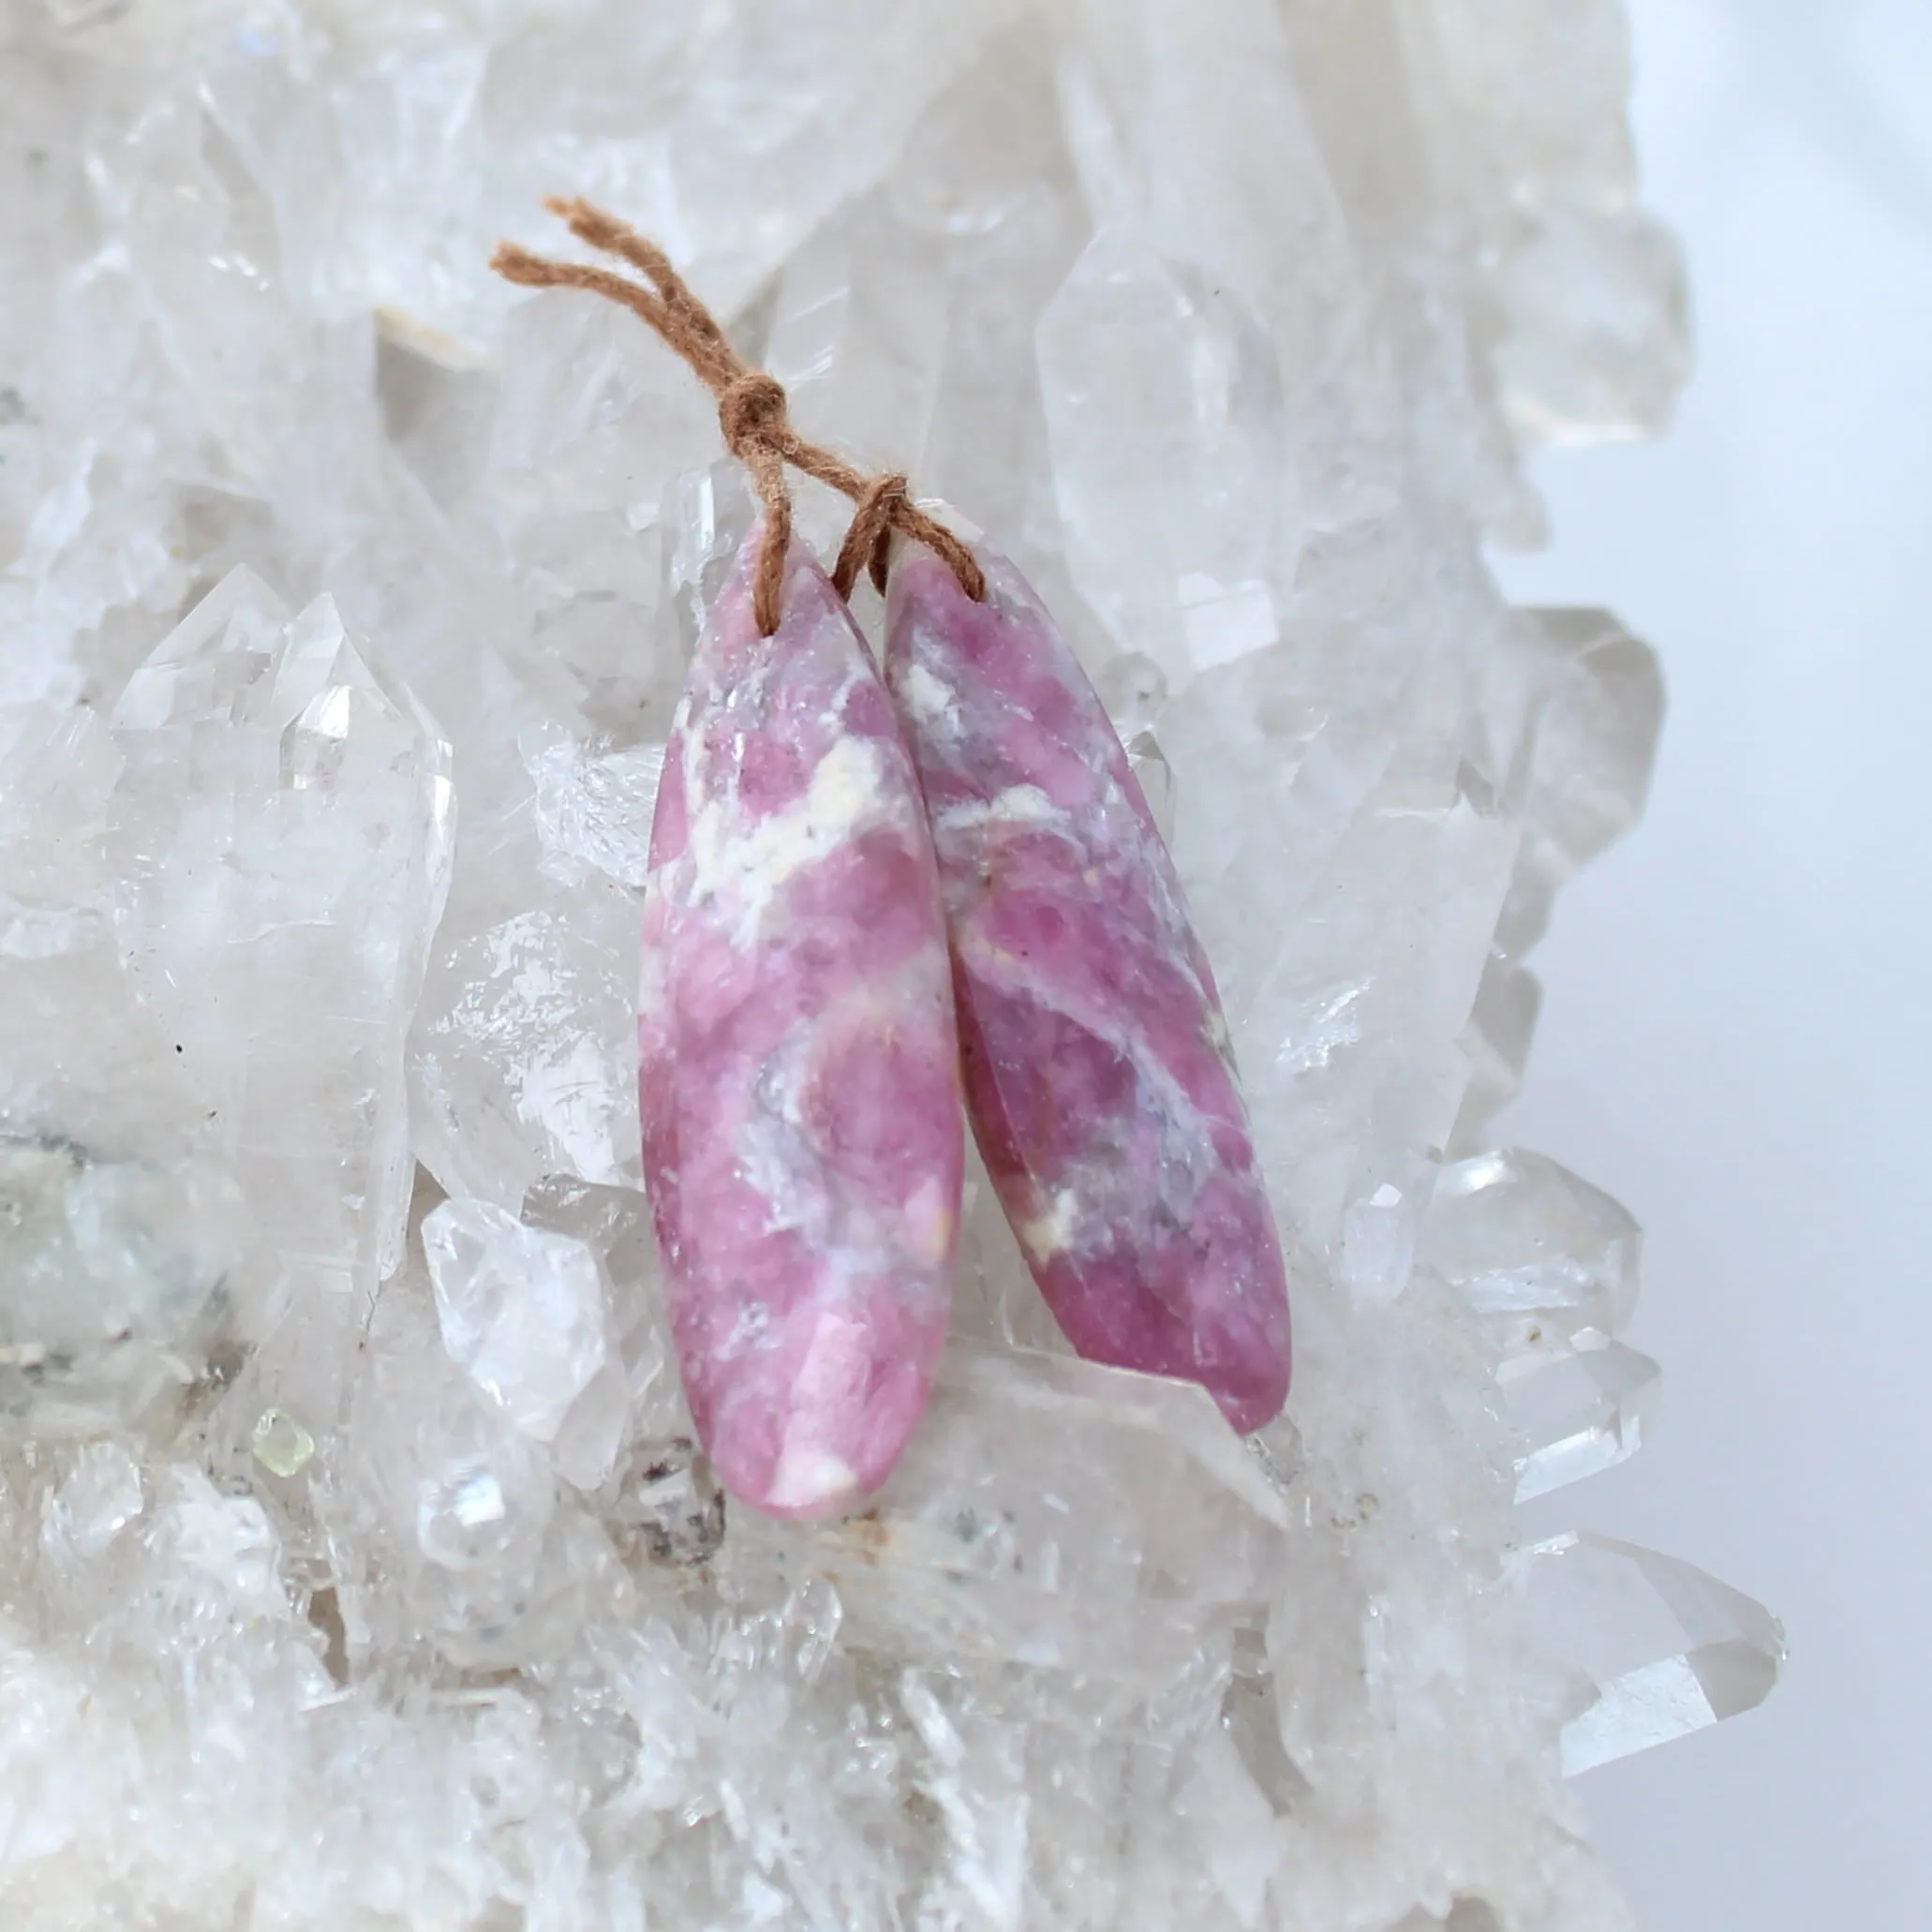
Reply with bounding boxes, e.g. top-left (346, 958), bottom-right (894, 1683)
top-left (717, 372), bottom-right (789, 463)
top-left (491, 199), bottom-right (986, 638)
